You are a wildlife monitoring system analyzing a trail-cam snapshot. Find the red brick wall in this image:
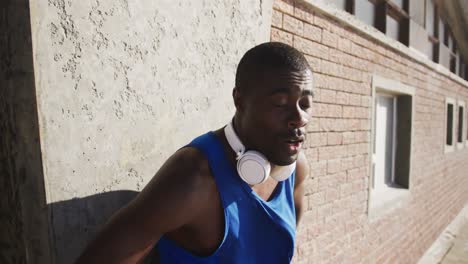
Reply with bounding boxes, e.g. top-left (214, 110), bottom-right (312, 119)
top-left (271, 0), bottom-right (468, 263)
